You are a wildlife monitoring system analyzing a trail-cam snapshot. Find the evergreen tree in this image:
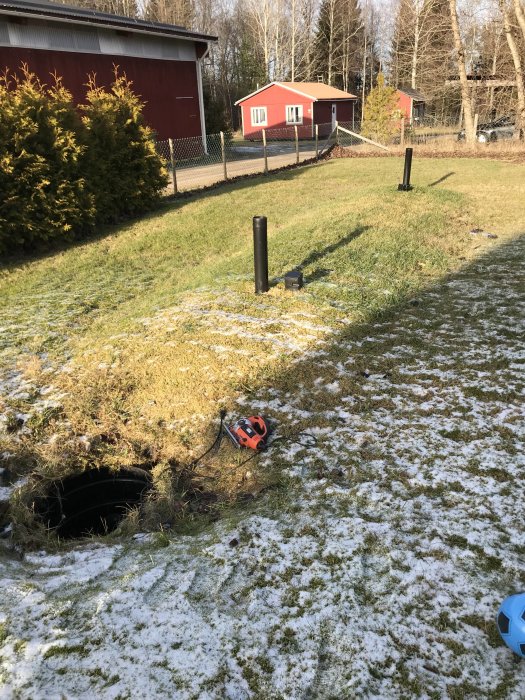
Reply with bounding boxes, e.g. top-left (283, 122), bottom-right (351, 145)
top-left (0, 68), bottom-right (94, 253)
top-left (390, 0), bottom-right (454, 114)
top-left (81, 72), bottom-right (168, 224)
top-left (314, 0), bottom-right (363, 92)
top-left (361, 72), bottom-right (399, 143)
top-left (391, 0), bottom-right (415, 89)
